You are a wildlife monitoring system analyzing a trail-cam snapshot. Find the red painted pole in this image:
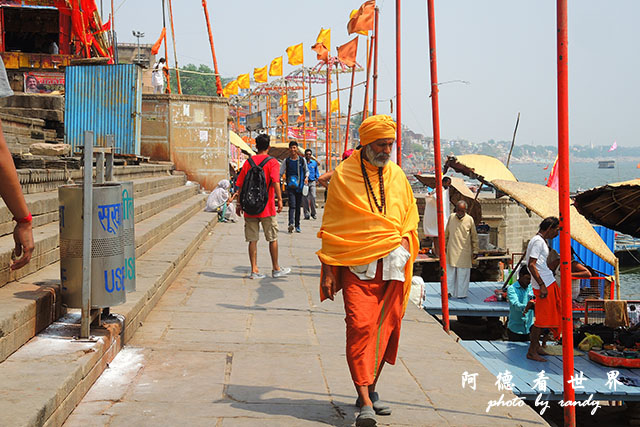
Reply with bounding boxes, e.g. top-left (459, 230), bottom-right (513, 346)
top-left (426, 0), bottom-right (449, 333)
top-left (201, 0), bottom-right (223, 96)
top-left (344, 65), bottom-right (356, 152)
top-left (362, 35), bottom-right (374, 120)
top-left (395, 0), bottom-right (402, 166)
top-left (167, 0), bottom-right (182, 94)
top-left (161, 0), bottom-right (171, 93)
top-left (372, 6), bottom-right (380, 115)
top-left (326, 62), bottom-right (331, 171)
top-left (557, 1), bottom-right (575, 426)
